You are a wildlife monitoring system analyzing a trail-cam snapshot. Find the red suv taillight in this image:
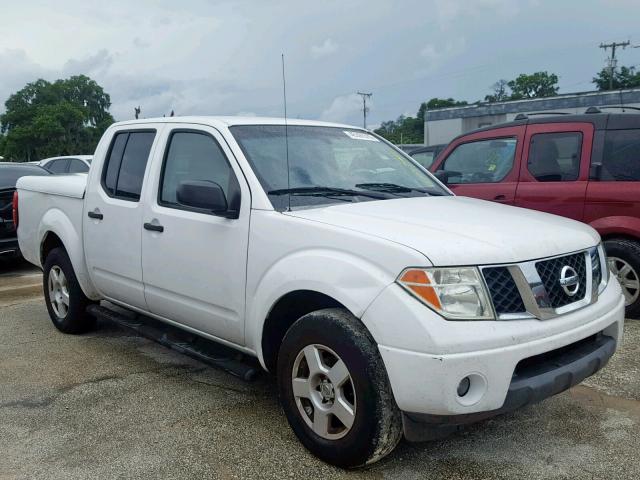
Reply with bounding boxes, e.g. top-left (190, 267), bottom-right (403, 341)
top-left (12, 190), bottom-right (19, 230)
